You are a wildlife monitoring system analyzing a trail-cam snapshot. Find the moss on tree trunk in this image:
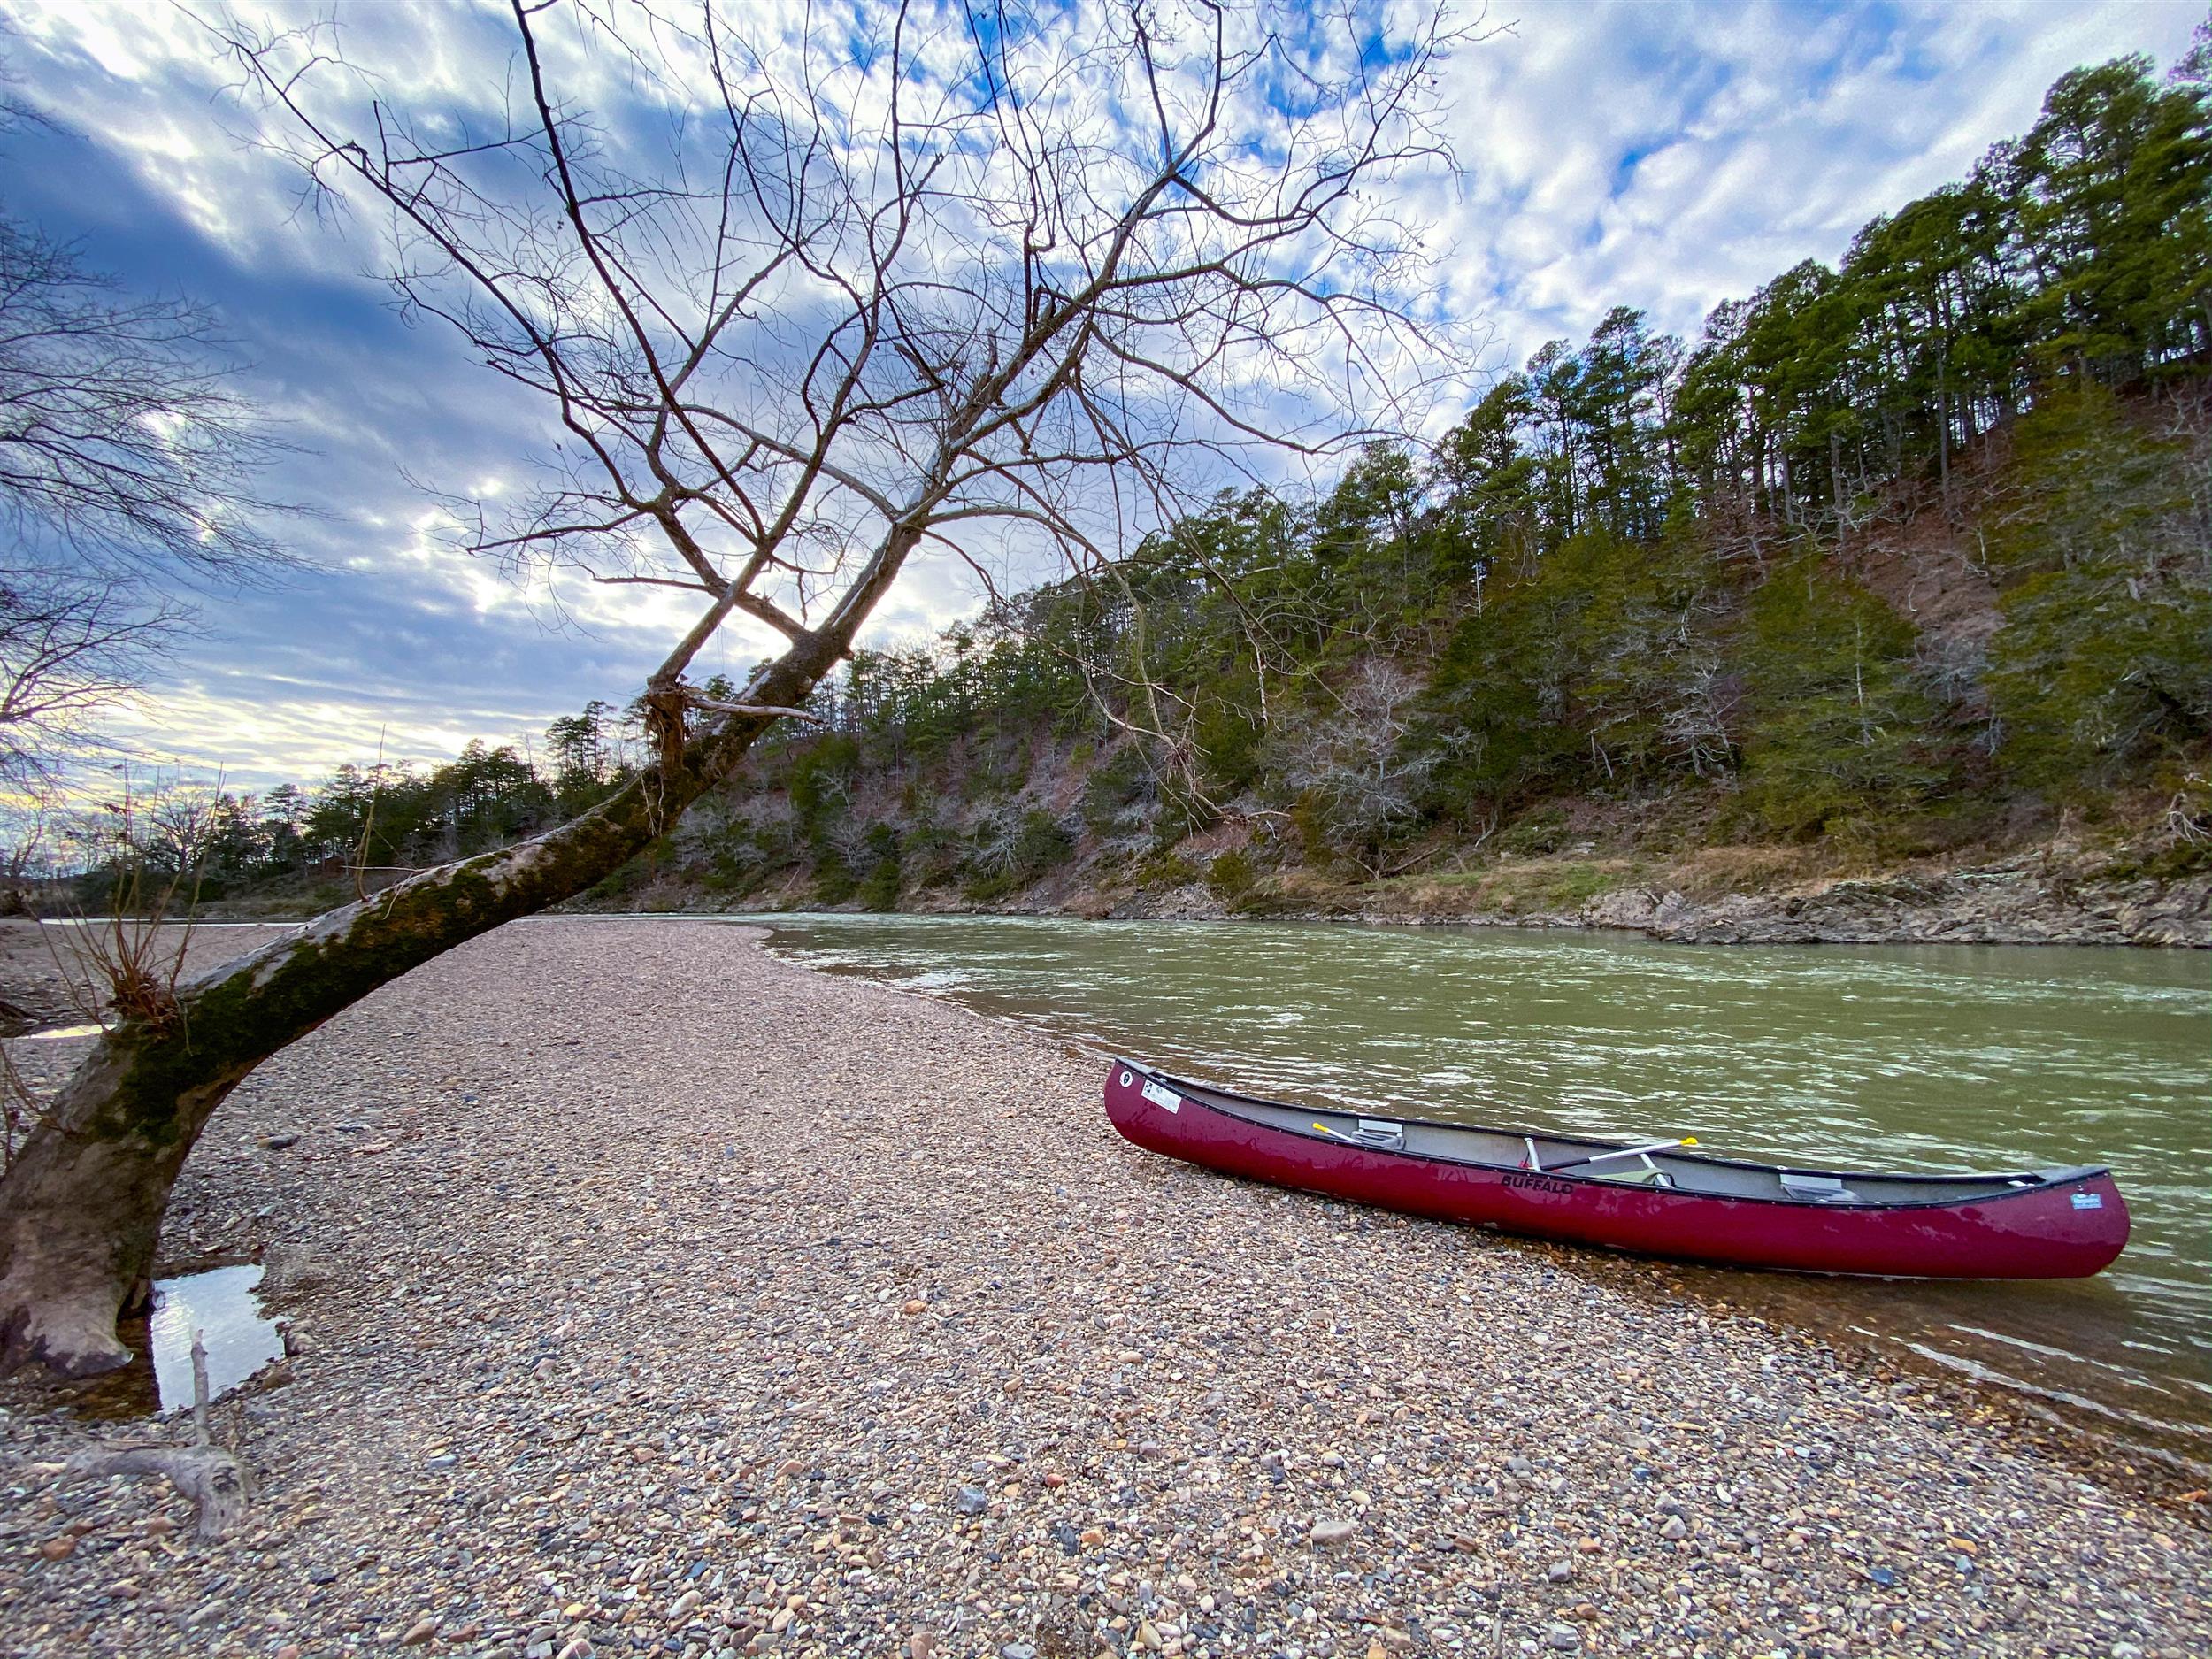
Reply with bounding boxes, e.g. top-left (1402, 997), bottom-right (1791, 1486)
top-left (0, 680), bottom-right (813, 1376)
